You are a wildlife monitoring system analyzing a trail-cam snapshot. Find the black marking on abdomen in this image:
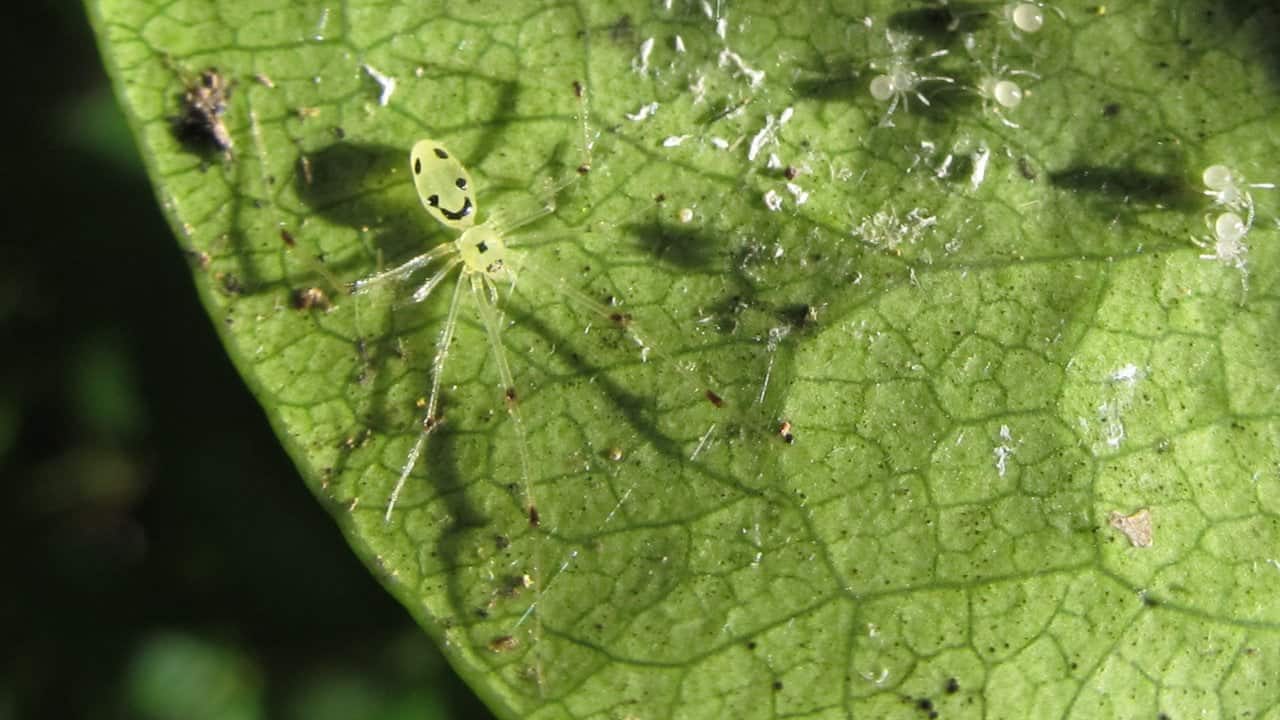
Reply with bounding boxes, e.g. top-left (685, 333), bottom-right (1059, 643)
top-left (440, 196), bottom-right (473, 221)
